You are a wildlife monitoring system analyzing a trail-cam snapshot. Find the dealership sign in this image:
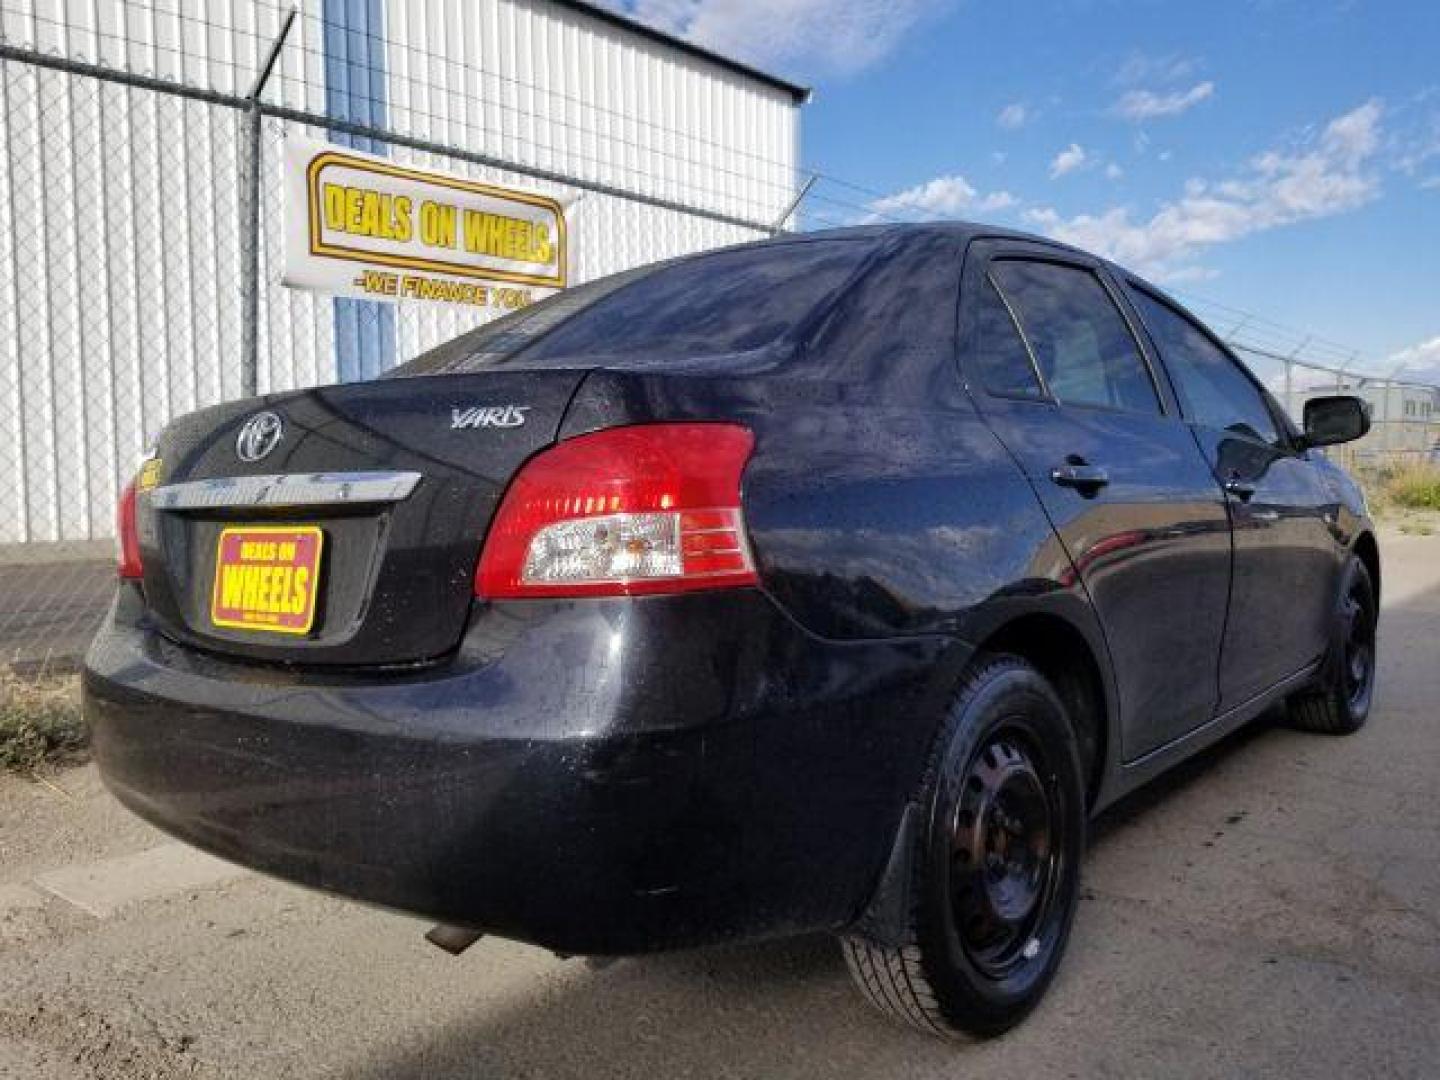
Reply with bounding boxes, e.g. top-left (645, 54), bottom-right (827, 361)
top-left (282, 137), bottom-right (570, 310)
